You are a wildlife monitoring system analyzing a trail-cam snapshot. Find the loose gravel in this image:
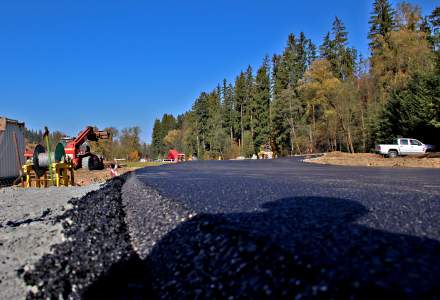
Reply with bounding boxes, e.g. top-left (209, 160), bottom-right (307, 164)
top-left (22, 177), bottom-right (139, 300)
top-left (0, 184), bottom-right (101, 300)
